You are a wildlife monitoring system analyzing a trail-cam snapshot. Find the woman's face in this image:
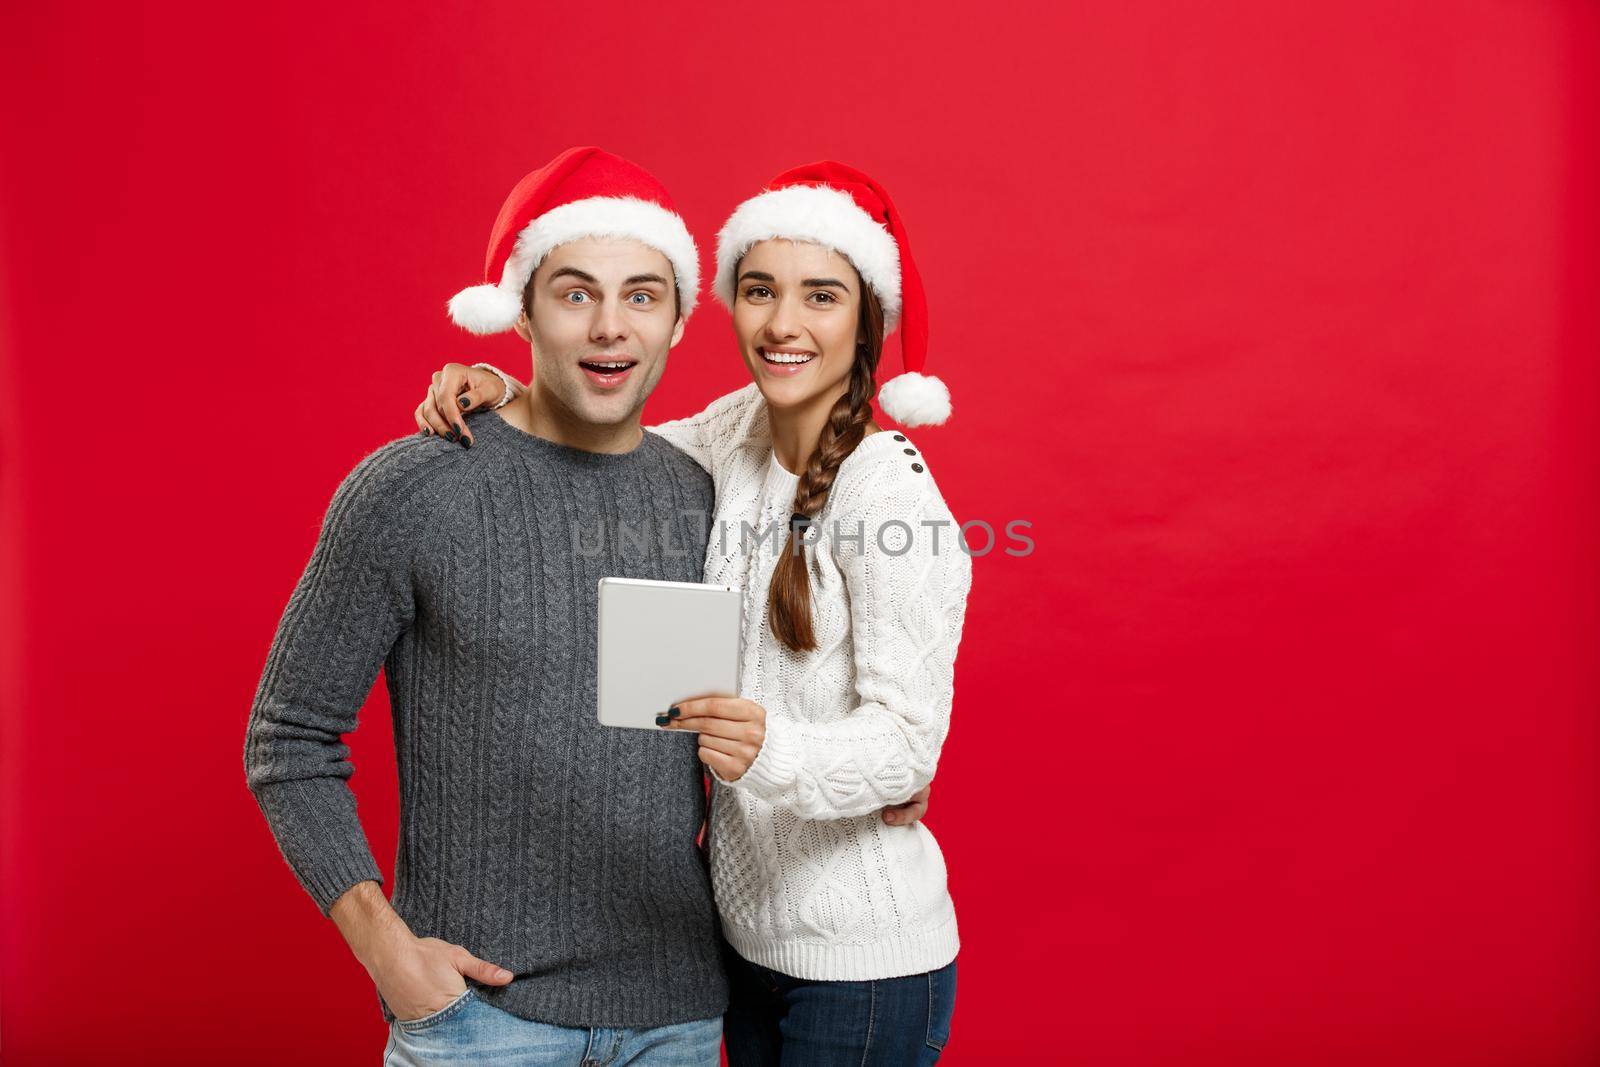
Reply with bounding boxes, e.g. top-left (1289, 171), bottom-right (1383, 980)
top-left (731, 239), bottom-right (865, 414)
